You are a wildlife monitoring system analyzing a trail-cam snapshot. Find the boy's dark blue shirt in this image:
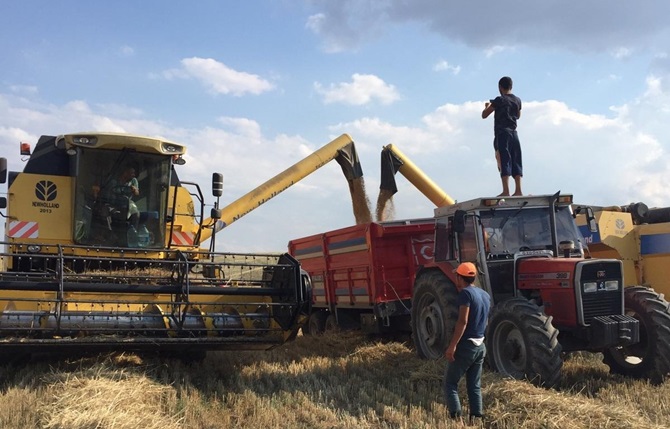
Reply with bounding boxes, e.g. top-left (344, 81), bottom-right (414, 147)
top-left (492, 93), bottom-right (522, 133)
